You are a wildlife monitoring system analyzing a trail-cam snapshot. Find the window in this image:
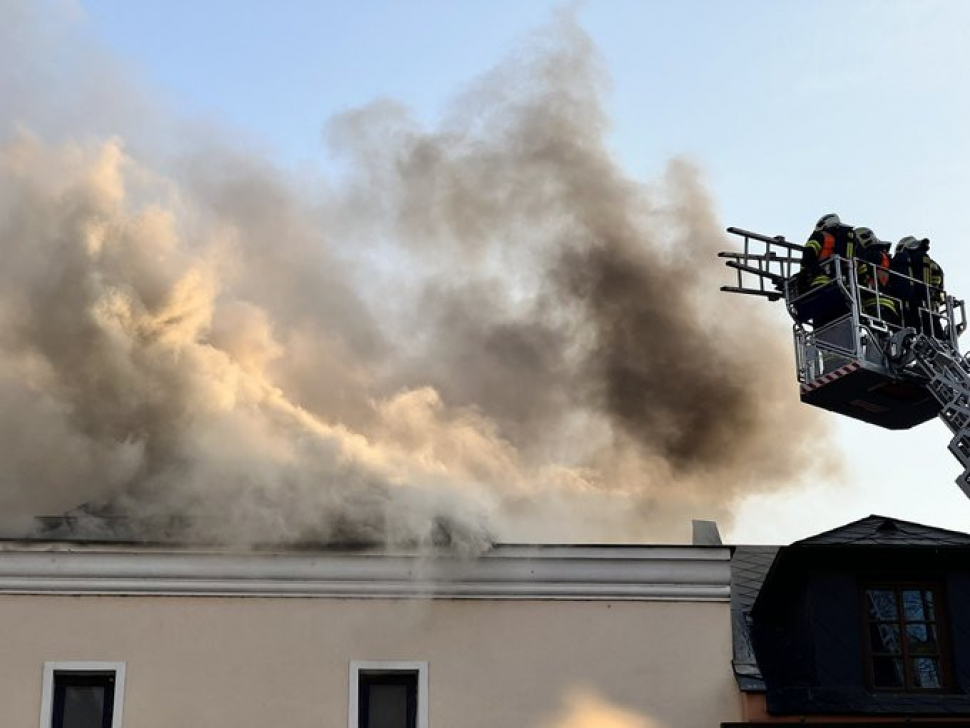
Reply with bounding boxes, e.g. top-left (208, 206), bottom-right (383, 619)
top-left (864, 585), bottom-right (948, 691)
top-left (40, 662), bottom-right (126, 728)
top-left (349, 661), bottom-right (428, 728)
